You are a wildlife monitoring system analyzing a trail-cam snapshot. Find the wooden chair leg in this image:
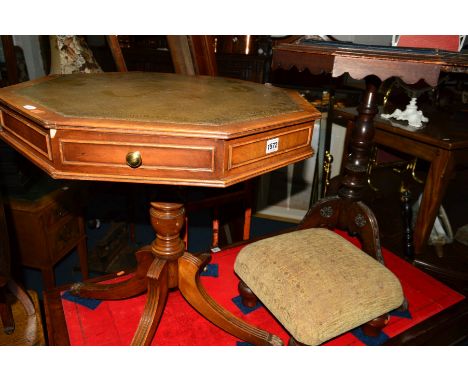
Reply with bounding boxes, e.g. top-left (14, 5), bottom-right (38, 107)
top-left (413, 150), bottom-right (454, 254)
top-left (178, 252), bottom-right (283, 345)
top-left (238, 280), bottom-right (258, 308)
top-left (184, 216), bottom-right (189, 251)
top-left (212, 209), bottom-right (219, 248)
top-left (242, 180), bottom-right (253, 241)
